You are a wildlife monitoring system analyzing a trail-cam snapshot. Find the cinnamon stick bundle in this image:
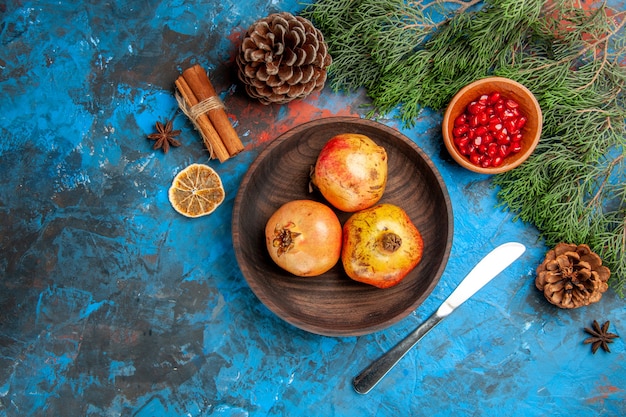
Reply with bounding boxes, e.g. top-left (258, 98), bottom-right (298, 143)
top-left (175, 65), bottom-right (244, 162)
